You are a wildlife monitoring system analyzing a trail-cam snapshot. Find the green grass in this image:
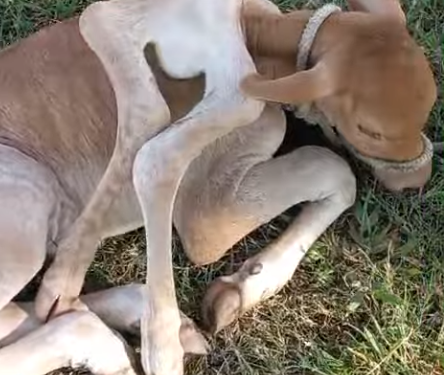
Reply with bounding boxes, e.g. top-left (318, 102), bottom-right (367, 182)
top-left (1, 0), bottom-right (443, 374)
